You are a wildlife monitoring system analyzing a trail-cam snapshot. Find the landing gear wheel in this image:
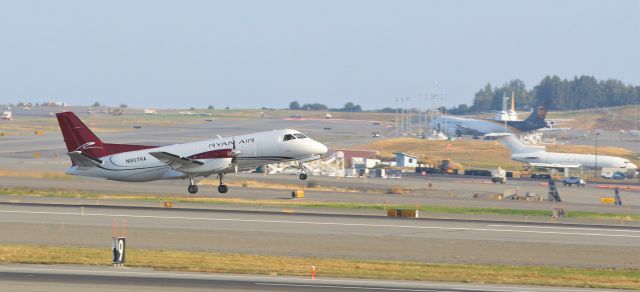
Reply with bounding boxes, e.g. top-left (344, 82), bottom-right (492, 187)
top-left (188, 185), bottom-right (198, 194)
top-left (218, 184), bottom-right (228, 194)
top-left (299, 173), bottom-right (308, 180)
